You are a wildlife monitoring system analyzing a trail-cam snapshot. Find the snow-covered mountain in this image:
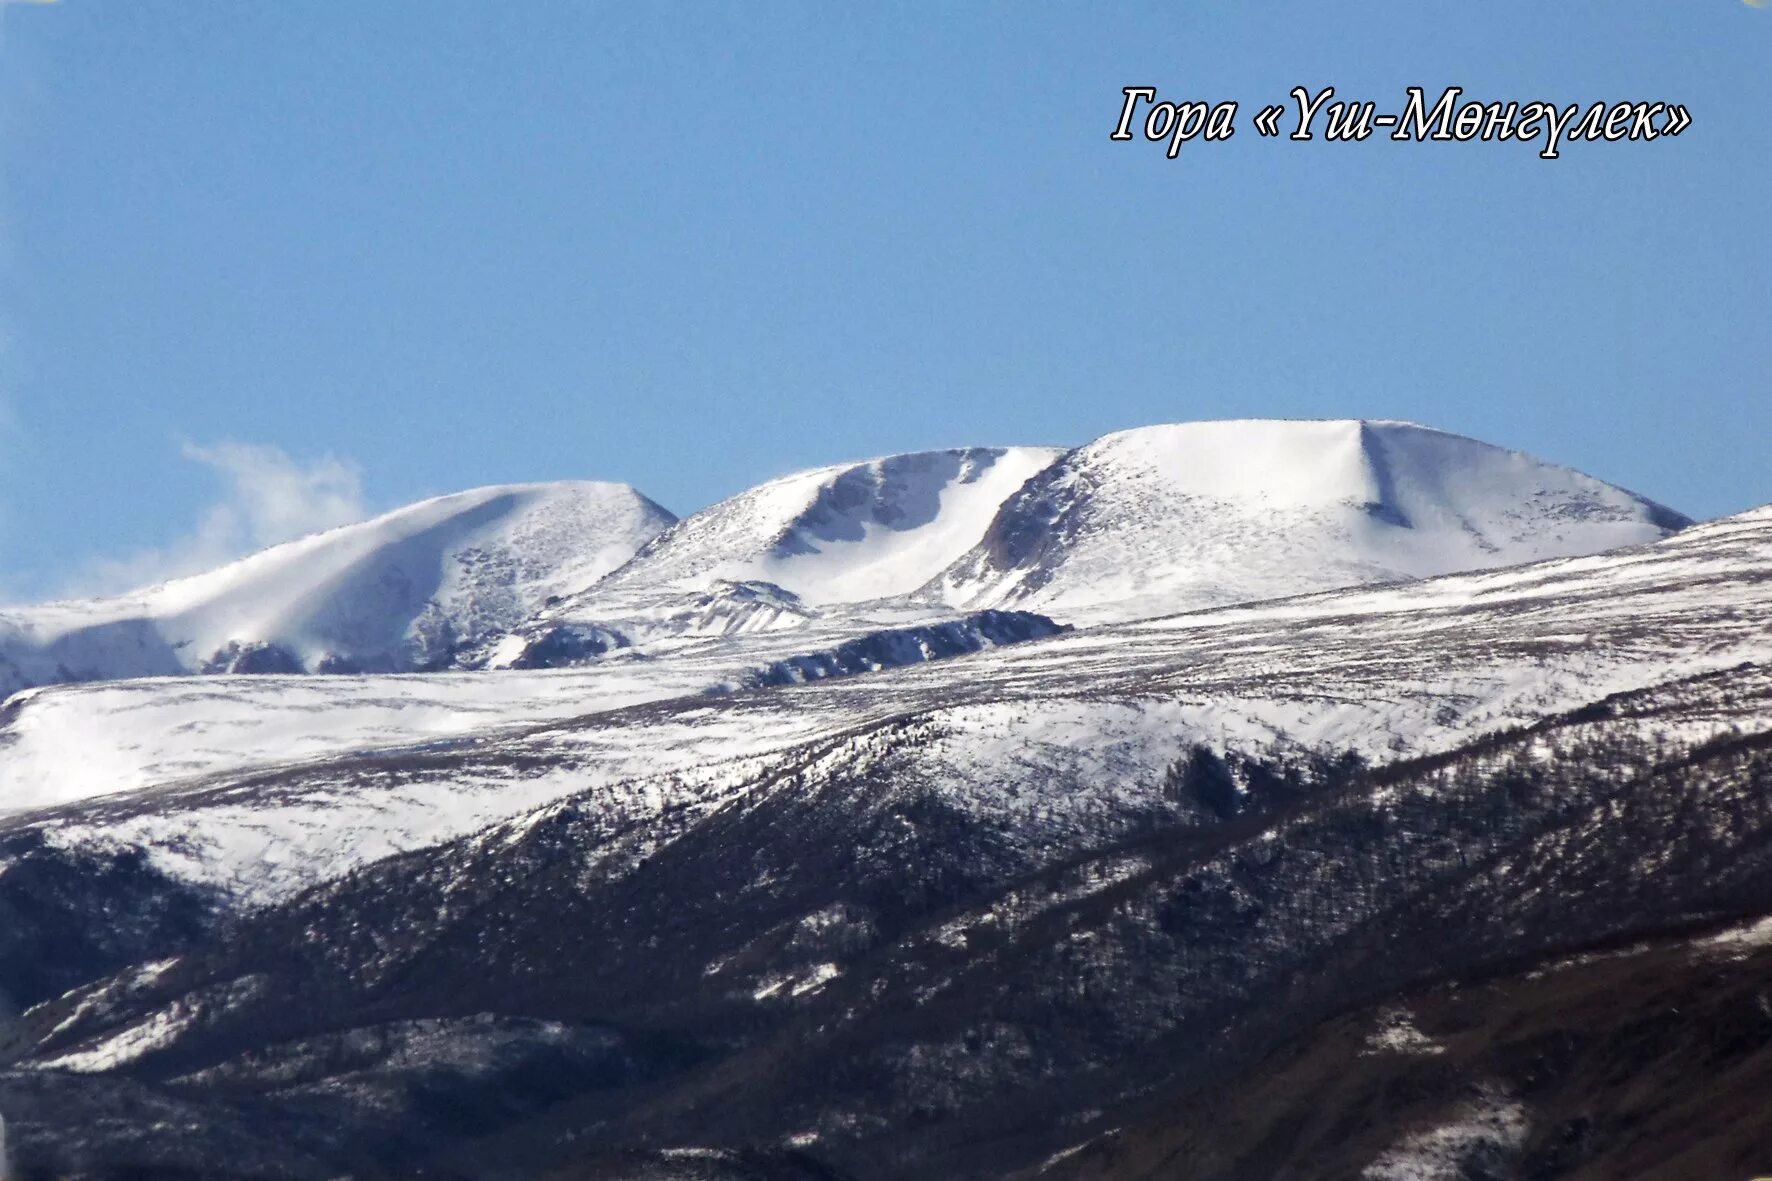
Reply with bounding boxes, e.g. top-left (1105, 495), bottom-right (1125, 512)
top-left (923, 419), bottom-right (1690, 619)
top-left (0, 421), bottom-right (1690, 694)
top-left (474, 421), bottom-right (1688, 664)
top-left (0, 418), bottom-right (1699, 814)
top-left (461, 447), bottom-right (1063, 663)
top-left (0, 481), bottom-right (674, 694)
top-left (7, 499), bottom-right (1764, 907)
top-left (0, 408), bottom-right (1759, 1177)
top-left (595, 446), bottom-right (1064, 605)
top-left (2, 497), bottom-right (1768, 1178)
top-left (0, 607), bottom-right (1065, 814)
